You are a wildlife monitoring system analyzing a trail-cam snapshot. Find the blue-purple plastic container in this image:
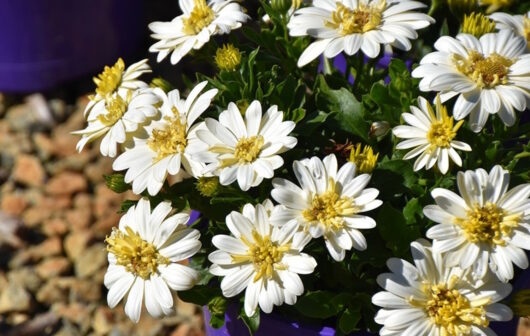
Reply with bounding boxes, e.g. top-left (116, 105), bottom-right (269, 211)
top-left (0, 0), bottom-right (145, 92)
